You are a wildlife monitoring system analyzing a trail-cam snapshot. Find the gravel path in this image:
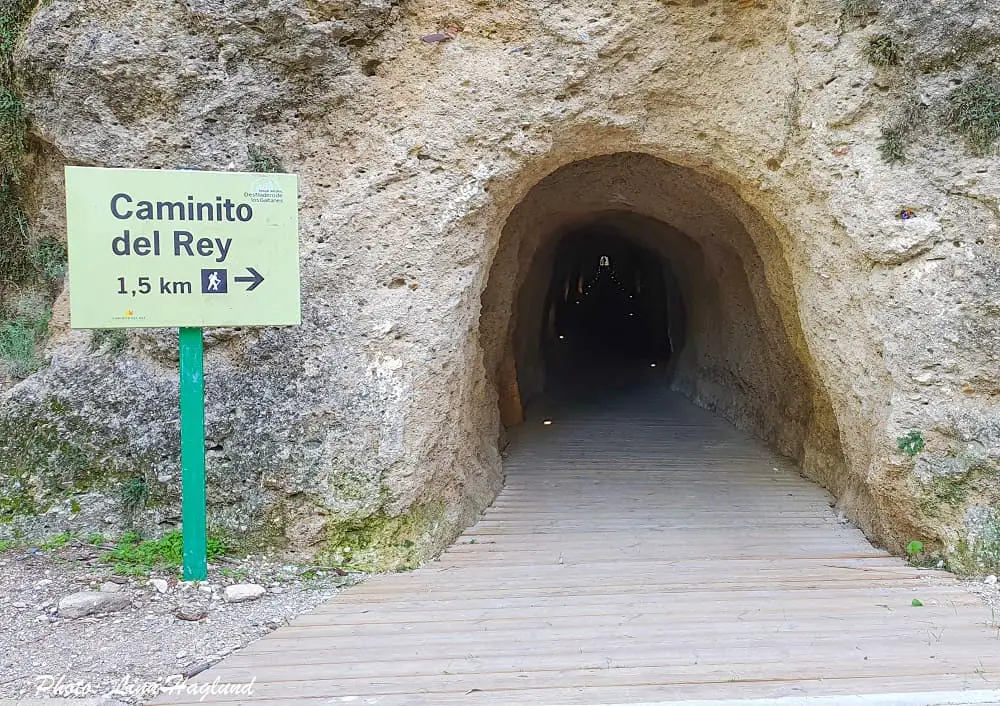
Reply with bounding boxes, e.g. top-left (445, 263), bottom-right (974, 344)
top-left (0, 542), bottom-right (364, 704)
